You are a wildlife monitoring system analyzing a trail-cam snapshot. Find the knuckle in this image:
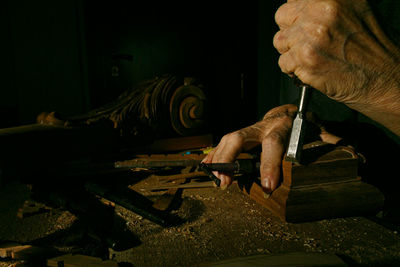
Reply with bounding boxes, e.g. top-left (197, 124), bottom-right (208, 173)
top-left (222, 131), bottom-right (244, 145)
top-left (264, 131), bottom-right (286, 147)
top-left (275, 3), bottom-right (290, 28)
top-left (274, 3), bottom-right (289, 27)
top-left (273, 31), bottom-right (282, 51)
top-left (317, 0), bottom-right (340, 22)
top-left (278, 54), bottom-right (292, 74)
top-left (277, 55), bottom-right (286, 71)
top-left (300, 43), bottom-right (320, 67)
top-left (310, 24), bottom-right (330, 45)
top-left (265, 106), bottom-right (284, 117)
